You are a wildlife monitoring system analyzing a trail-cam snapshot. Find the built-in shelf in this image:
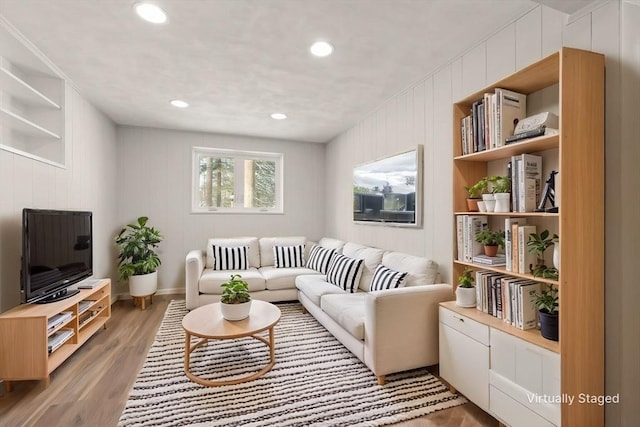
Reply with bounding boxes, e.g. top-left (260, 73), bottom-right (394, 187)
top-left (0, 65), bottom-right (61, 109)
top-left (454, 260), bottom-right (559, 286)
top-left (454, 134), bottom-right (559, 162)
top-left (0, 107), bottom-right (61, 139)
